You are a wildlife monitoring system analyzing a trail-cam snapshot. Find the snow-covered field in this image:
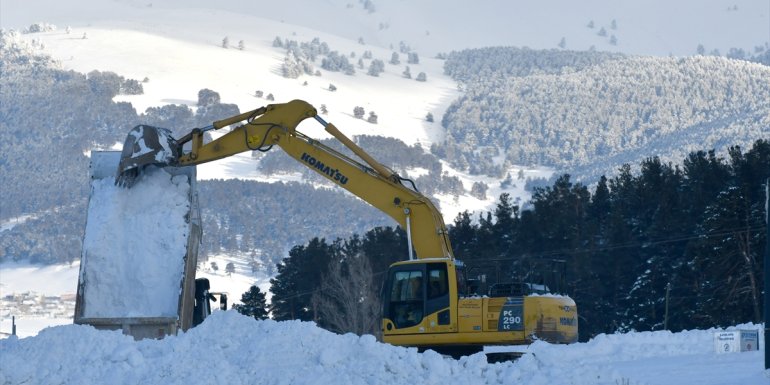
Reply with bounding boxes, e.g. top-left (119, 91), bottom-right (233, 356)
top-left (1, 311), bottom-right (767, 385)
